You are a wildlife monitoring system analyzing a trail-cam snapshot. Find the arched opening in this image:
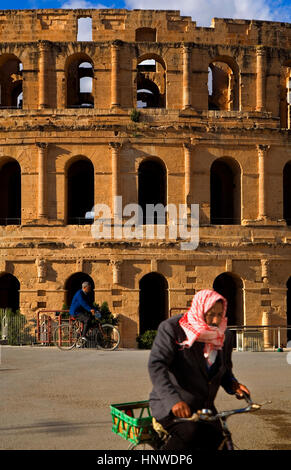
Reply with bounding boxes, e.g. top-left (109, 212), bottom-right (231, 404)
top-left (66, 158), bottom-right (94, 225)
top-left (287, 277), bottom-right (291, 342)
top-left (0, 273), bottom-right (20, 312)
top-left (64, 272), bottom-right (95, 308)
top-left (136, 56), bottom-right (166, 108)
top-left (283, 161), bottom-right (291, 225)
top-left (138, 158), bottom-right (167, 224)
top-left (0, 158), bottom-right (21, 225)
top-left (208, 59), bottom-right (239, 111)
top-left (66, 55), bottom-right (94, 108)
top-left (210, 157), bottom-right (241, 225)
top-left (139, 272), bottom-right (168, 334)
top-left (135, 28), bottom-right (156, 42)
top-left (0, 54), bottom-right (23, 109)
top-left (213, 272), bottom-right (244, 326)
